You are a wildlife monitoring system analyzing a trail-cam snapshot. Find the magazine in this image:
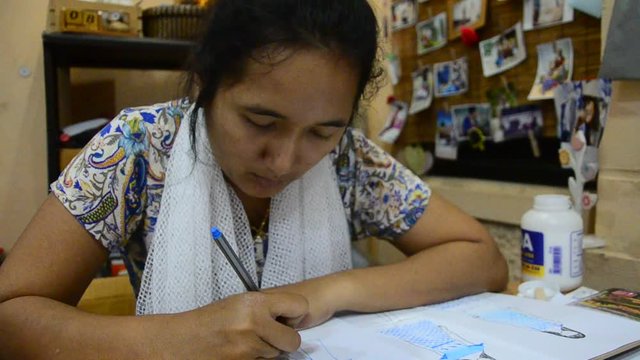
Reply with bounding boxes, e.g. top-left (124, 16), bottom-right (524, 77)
top-left (574, 288), bottom-right (640, 322)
